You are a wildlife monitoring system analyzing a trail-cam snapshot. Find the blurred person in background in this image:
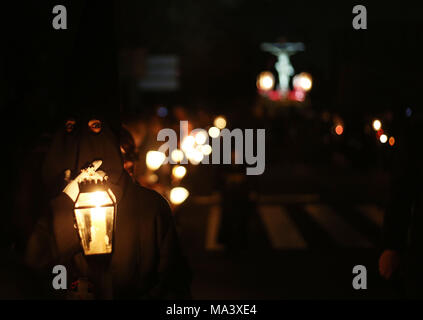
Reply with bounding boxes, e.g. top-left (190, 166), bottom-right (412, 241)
top-left (379, 111), bottom-right (423, 298)
top-left (218, 150), bottom-right (257, 254)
